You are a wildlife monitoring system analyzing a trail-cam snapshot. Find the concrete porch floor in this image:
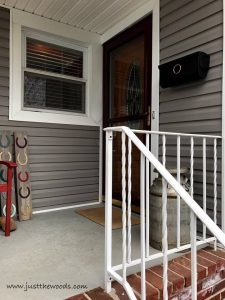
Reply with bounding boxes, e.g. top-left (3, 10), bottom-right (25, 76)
top-left (0, 205), bottom-right (158, 300)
